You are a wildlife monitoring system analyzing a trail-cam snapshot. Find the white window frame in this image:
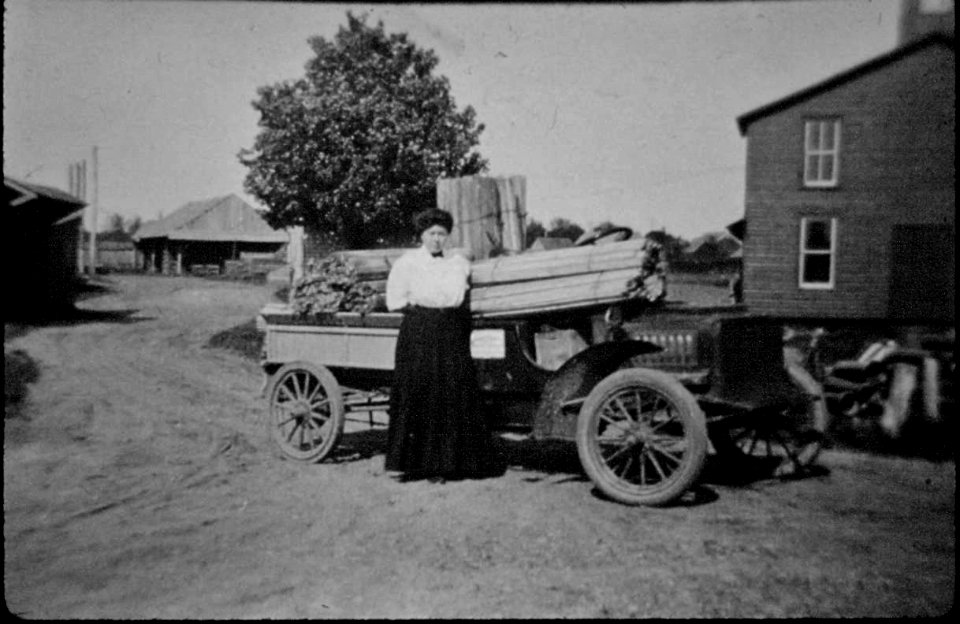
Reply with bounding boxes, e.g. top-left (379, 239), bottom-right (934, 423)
top-left (803, 119), bottom-right (841, 188)
top-left (799, 217), bottom-right (837, 289)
